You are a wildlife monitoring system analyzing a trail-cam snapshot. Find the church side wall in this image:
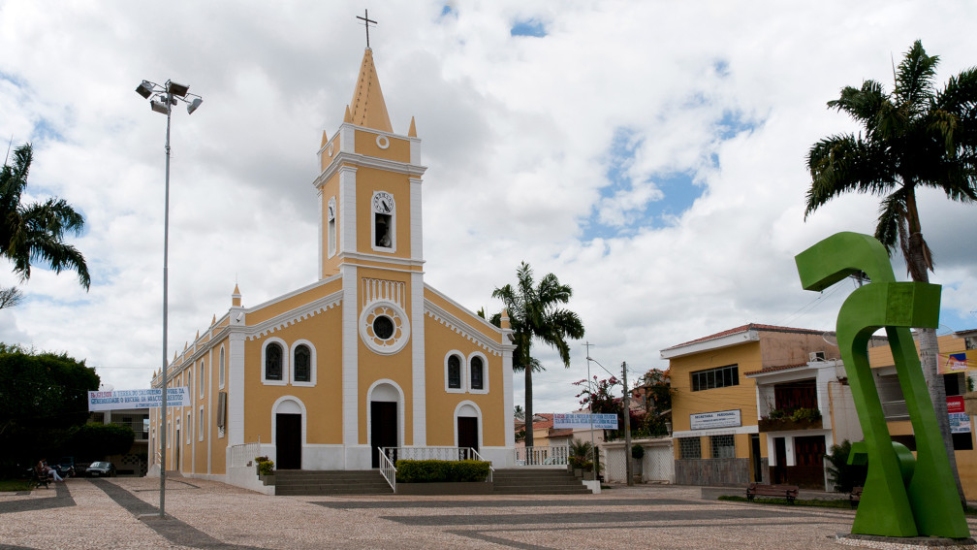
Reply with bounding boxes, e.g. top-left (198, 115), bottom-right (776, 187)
top-left (243, 309), bottom-right (345, 448)
top-left (423, 319), bottom-right (506, 448)
top-left (245, 277), bottom-right (342, 326)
